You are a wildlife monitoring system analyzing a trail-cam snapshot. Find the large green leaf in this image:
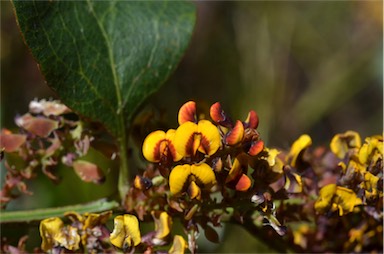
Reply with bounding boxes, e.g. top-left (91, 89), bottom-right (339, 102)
top-left (12, 0), bottom-right (196, 137)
